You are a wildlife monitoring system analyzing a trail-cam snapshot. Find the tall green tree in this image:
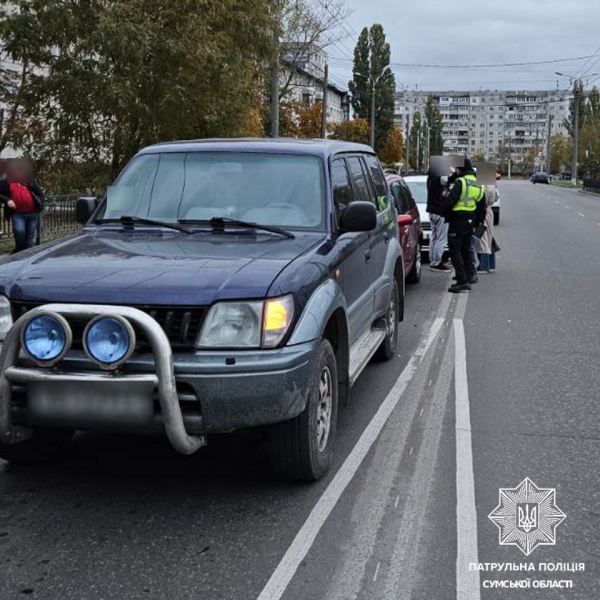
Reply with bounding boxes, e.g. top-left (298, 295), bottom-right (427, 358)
top-left (0, 0), bottom-right (275, 177)
top-left (348, 24), bottom-right (395, 151)
top-left (409, 111), bottom-right (424, 172)
top-left (424, 95), bottom-right (444, 156)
